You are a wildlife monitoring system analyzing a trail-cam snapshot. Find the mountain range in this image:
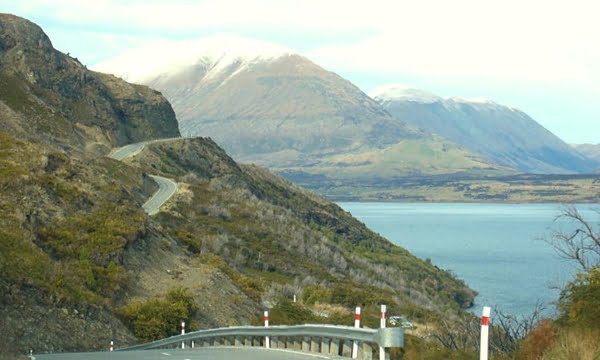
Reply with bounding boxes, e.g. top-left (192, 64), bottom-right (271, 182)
top-left (94, 35), bottom-right (510, 179)
top-left (372, 85), bottom-right (597, 174)
top-left (95, 35), bottom-right (599, 186)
